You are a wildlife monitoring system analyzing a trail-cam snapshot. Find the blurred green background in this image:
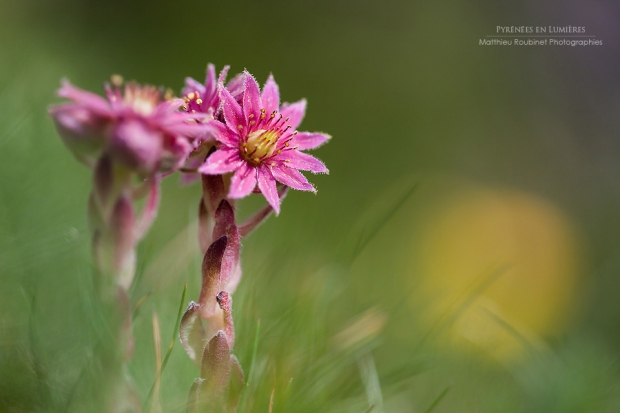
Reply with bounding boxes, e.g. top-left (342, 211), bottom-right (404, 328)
top-left (2, 0), bottom-right (620, 411)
